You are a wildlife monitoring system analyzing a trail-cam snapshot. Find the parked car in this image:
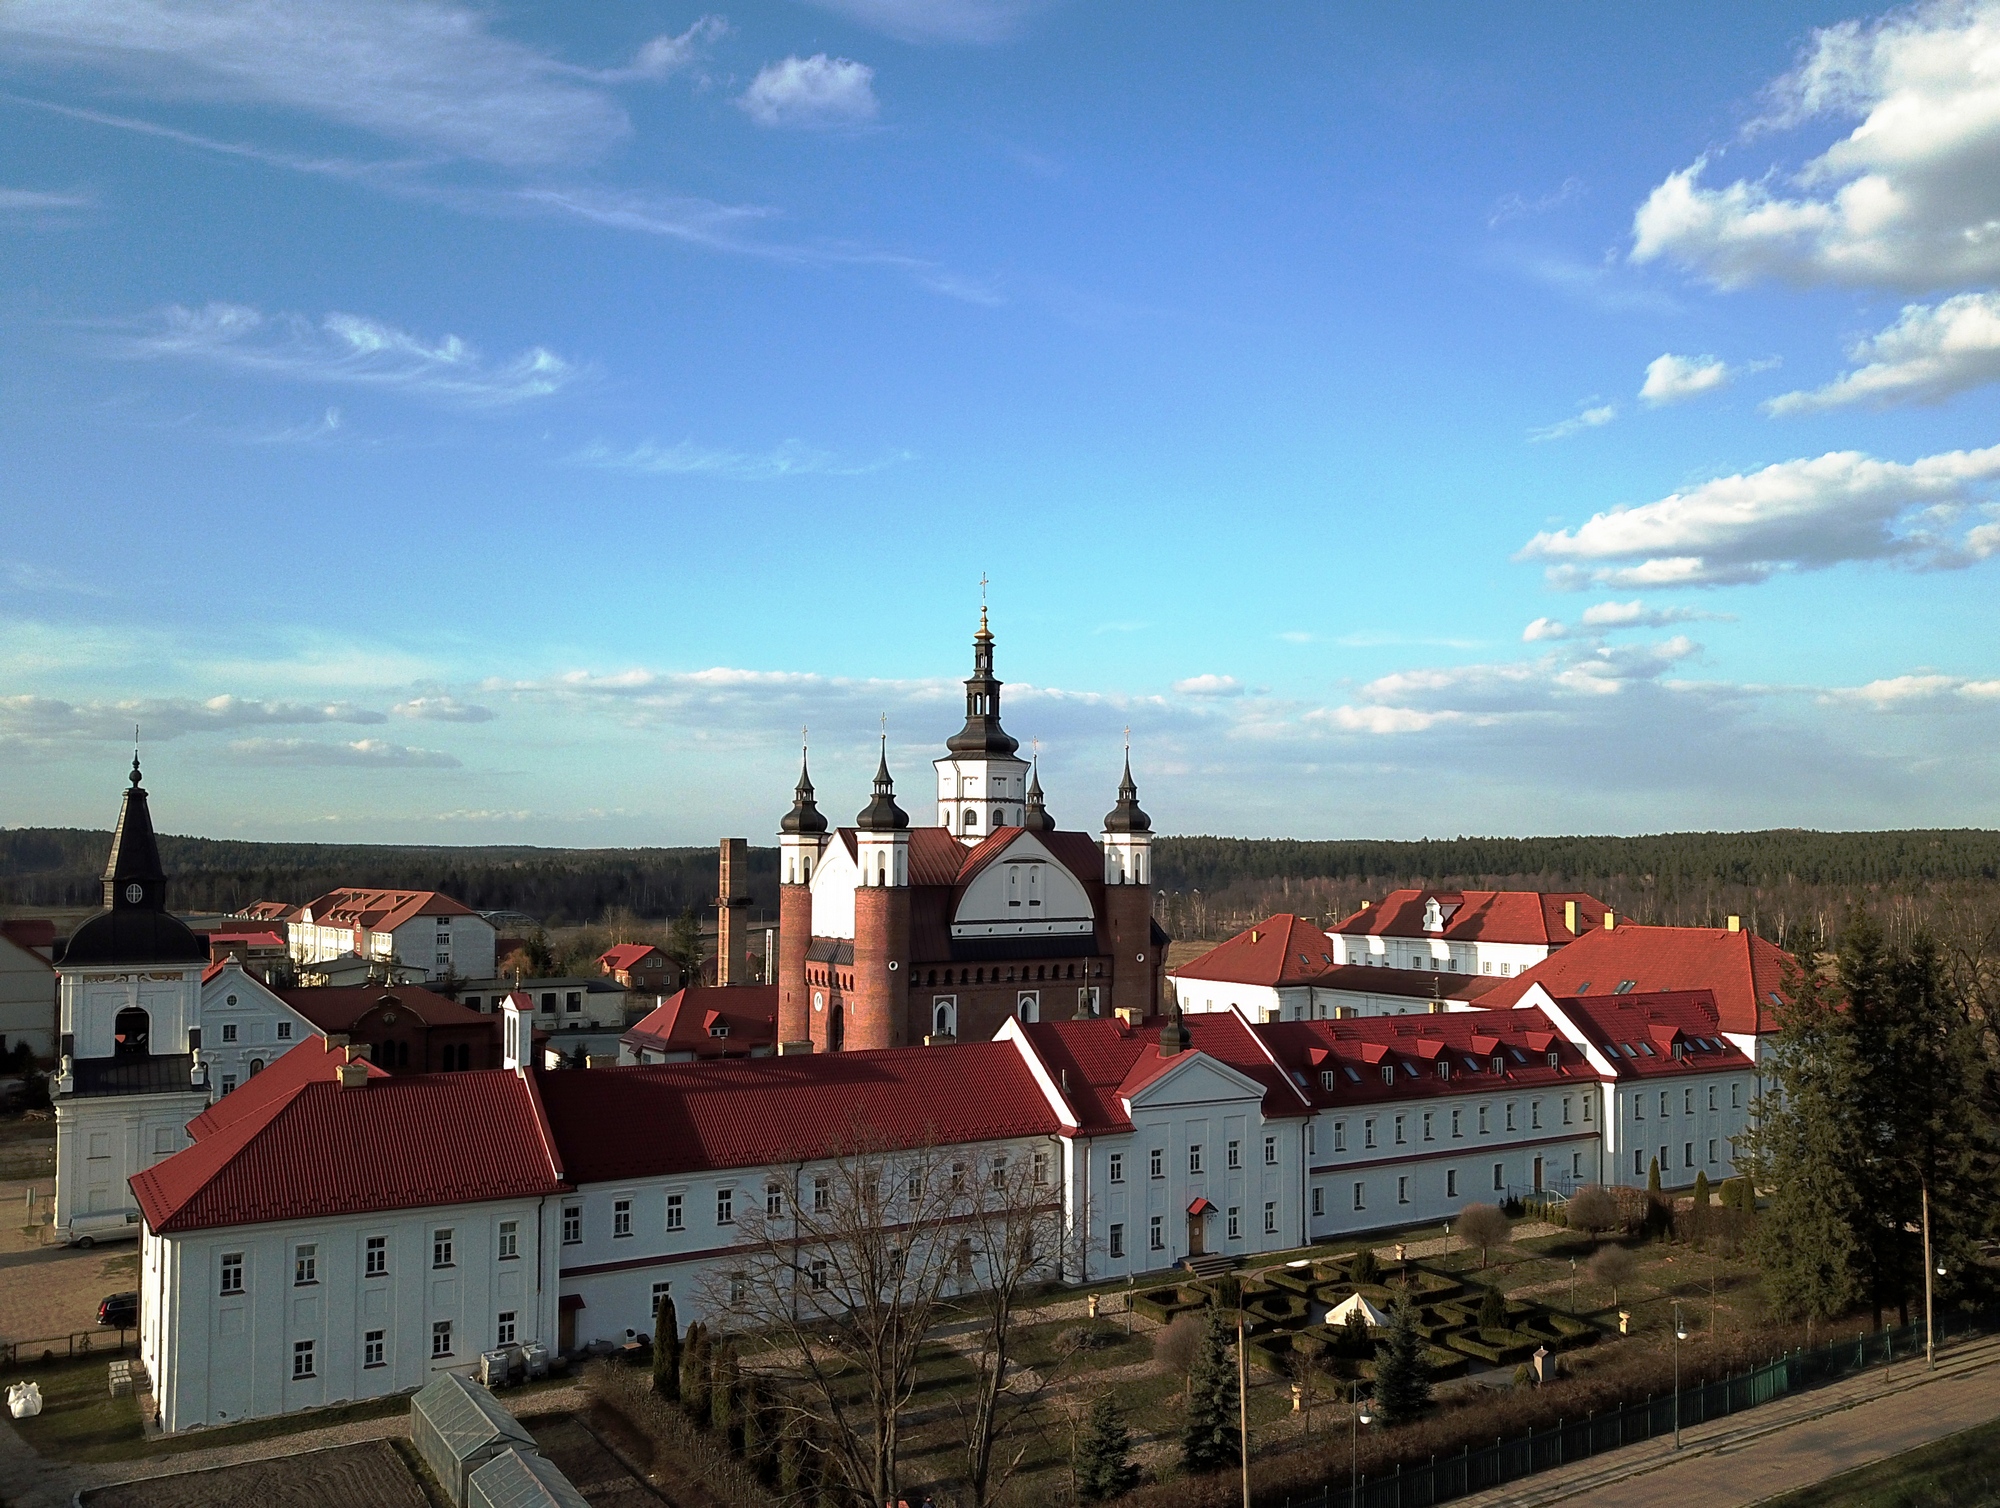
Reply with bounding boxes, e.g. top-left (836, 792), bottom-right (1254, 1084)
top-left (97, 1292), bottom-right (137, 1329)
top-left (58, 1210), bottom-right (141, 1249)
